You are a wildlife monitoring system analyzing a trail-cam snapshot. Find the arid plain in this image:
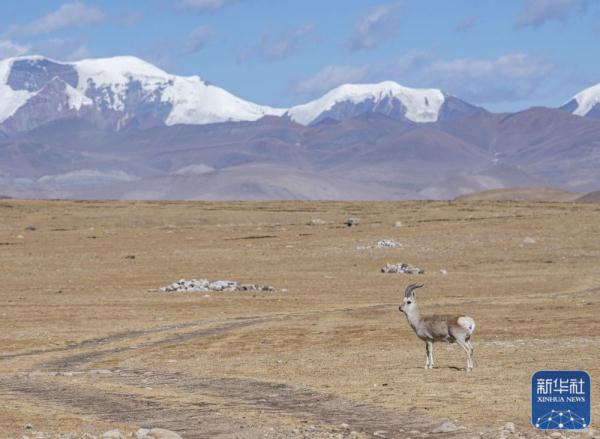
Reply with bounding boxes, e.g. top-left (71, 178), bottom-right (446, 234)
top-left (0, 200), bottom-right (599, 438)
